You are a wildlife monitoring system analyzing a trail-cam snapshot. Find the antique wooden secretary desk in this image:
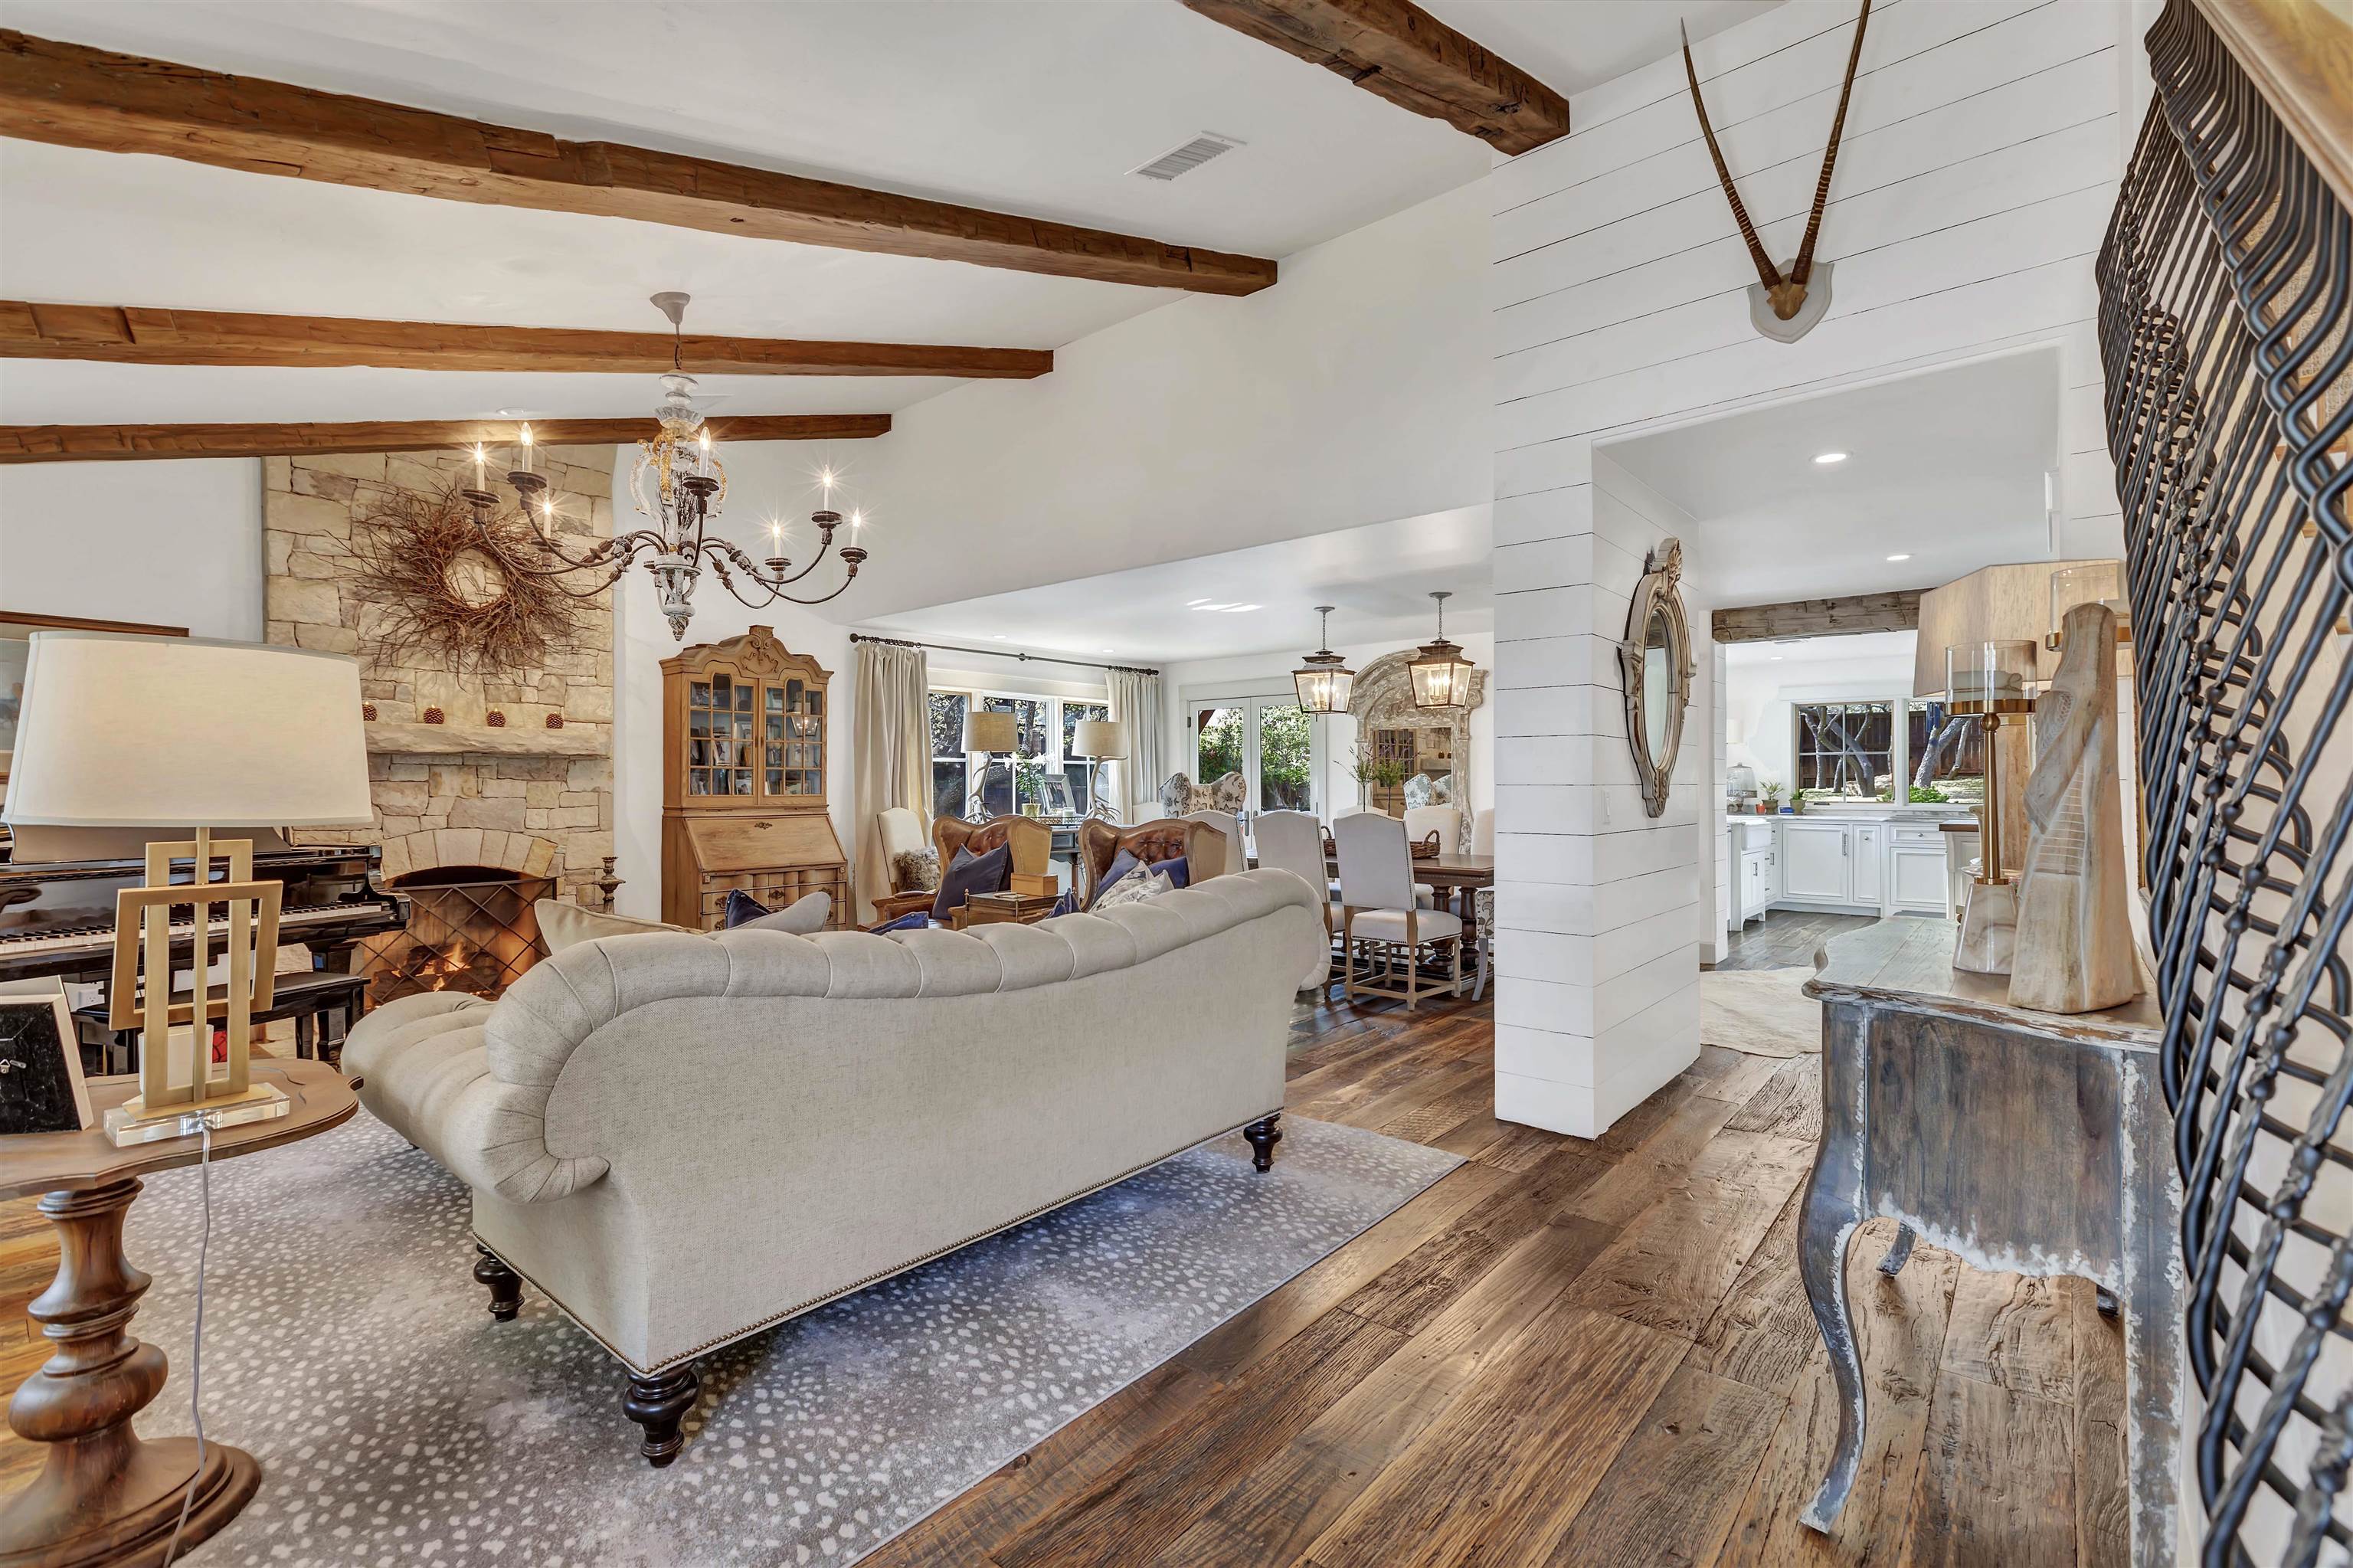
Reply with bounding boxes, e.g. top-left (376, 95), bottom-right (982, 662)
top-left (660, 626), bottom-right (850, 929)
